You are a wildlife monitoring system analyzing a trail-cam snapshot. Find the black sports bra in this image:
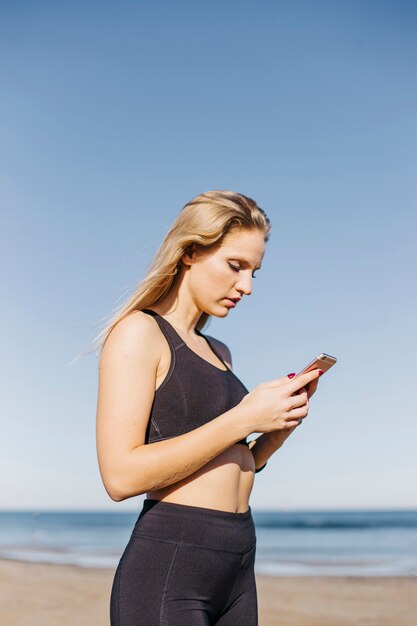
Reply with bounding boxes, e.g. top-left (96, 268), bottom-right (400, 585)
top-left (141, 308), bottom-right (250, 447)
